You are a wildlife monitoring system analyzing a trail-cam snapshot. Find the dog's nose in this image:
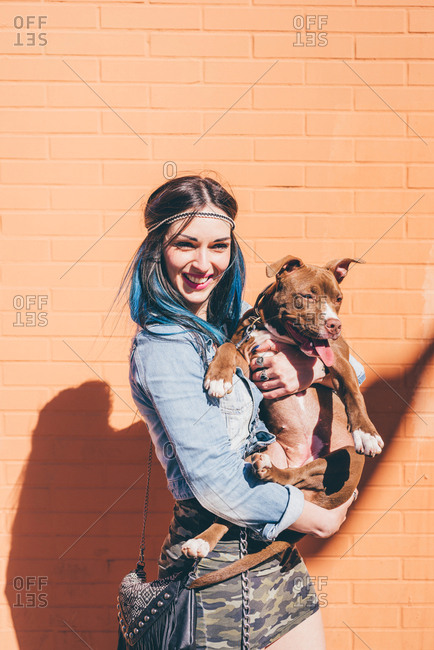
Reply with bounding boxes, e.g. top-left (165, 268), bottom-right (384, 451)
top-left (324, 318), bottom-right (341, 335)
